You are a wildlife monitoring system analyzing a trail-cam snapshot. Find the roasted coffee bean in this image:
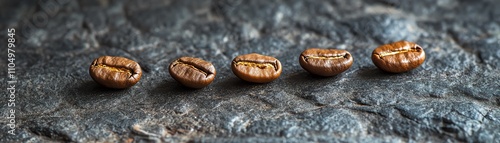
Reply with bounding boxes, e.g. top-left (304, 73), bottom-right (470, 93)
top-left (89, 56), bottom-right (142, 89)
top-left (299, 48), bottom-right (353, 76)
top-left (371, 41), bottom-right (425, 73)
top-left (231, 53), bottom-right (282, 83)
top-left (169, 57), bottom-right (216, 88)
